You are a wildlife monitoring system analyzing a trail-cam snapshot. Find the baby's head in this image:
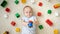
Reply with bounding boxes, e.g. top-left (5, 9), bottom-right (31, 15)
top-left (23, 6), bottom-right (33, 18)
